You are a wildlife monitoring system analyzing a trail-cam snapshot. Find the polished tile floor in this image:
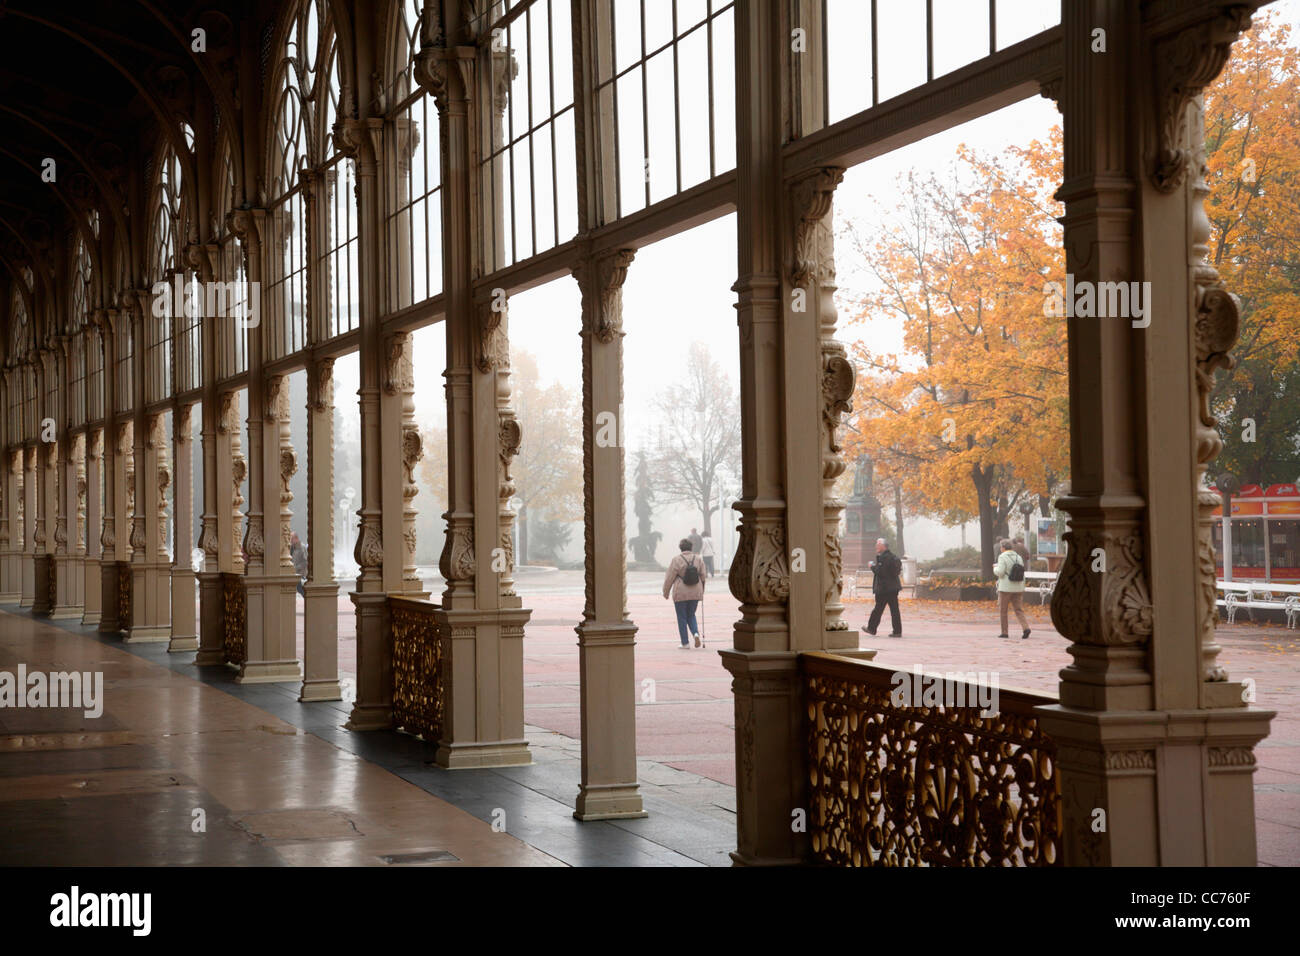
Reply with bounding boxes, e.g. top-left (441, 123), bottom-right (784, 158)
top-left (0, 604), bottom-right (737, 866)
top-left (0, 607), bottom-right (563, 866)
